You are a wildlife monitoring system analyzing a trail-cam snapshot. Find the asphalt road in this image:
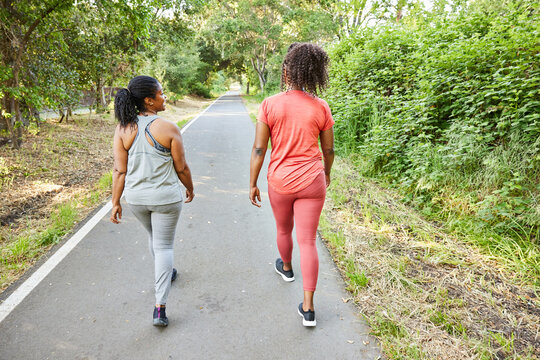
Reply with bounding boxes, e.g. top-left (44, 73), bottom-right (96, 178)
top-left (0, 92), bottom-right (382, 360)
